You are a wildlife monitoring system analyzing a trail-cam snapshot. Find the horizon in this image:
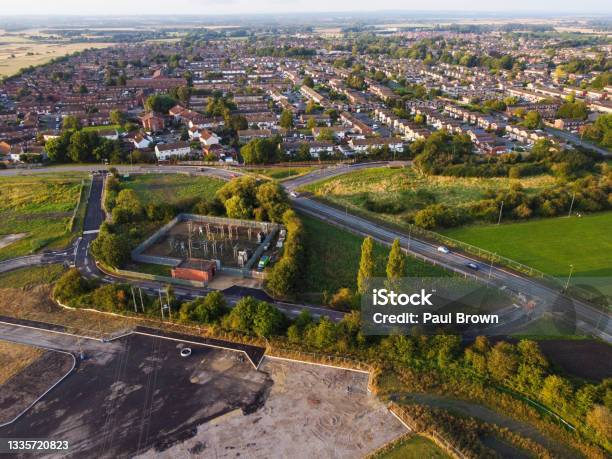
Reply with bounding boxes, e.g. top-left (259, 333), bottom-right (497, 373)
top-left (0, 2), bottom-right (610, 17)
